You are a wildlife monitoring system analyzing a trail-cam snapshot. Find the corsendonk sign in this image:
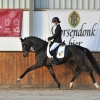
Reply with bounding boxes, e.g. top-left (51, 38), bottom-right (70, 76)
top-left (47, 10), bottom-right (100, 51)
